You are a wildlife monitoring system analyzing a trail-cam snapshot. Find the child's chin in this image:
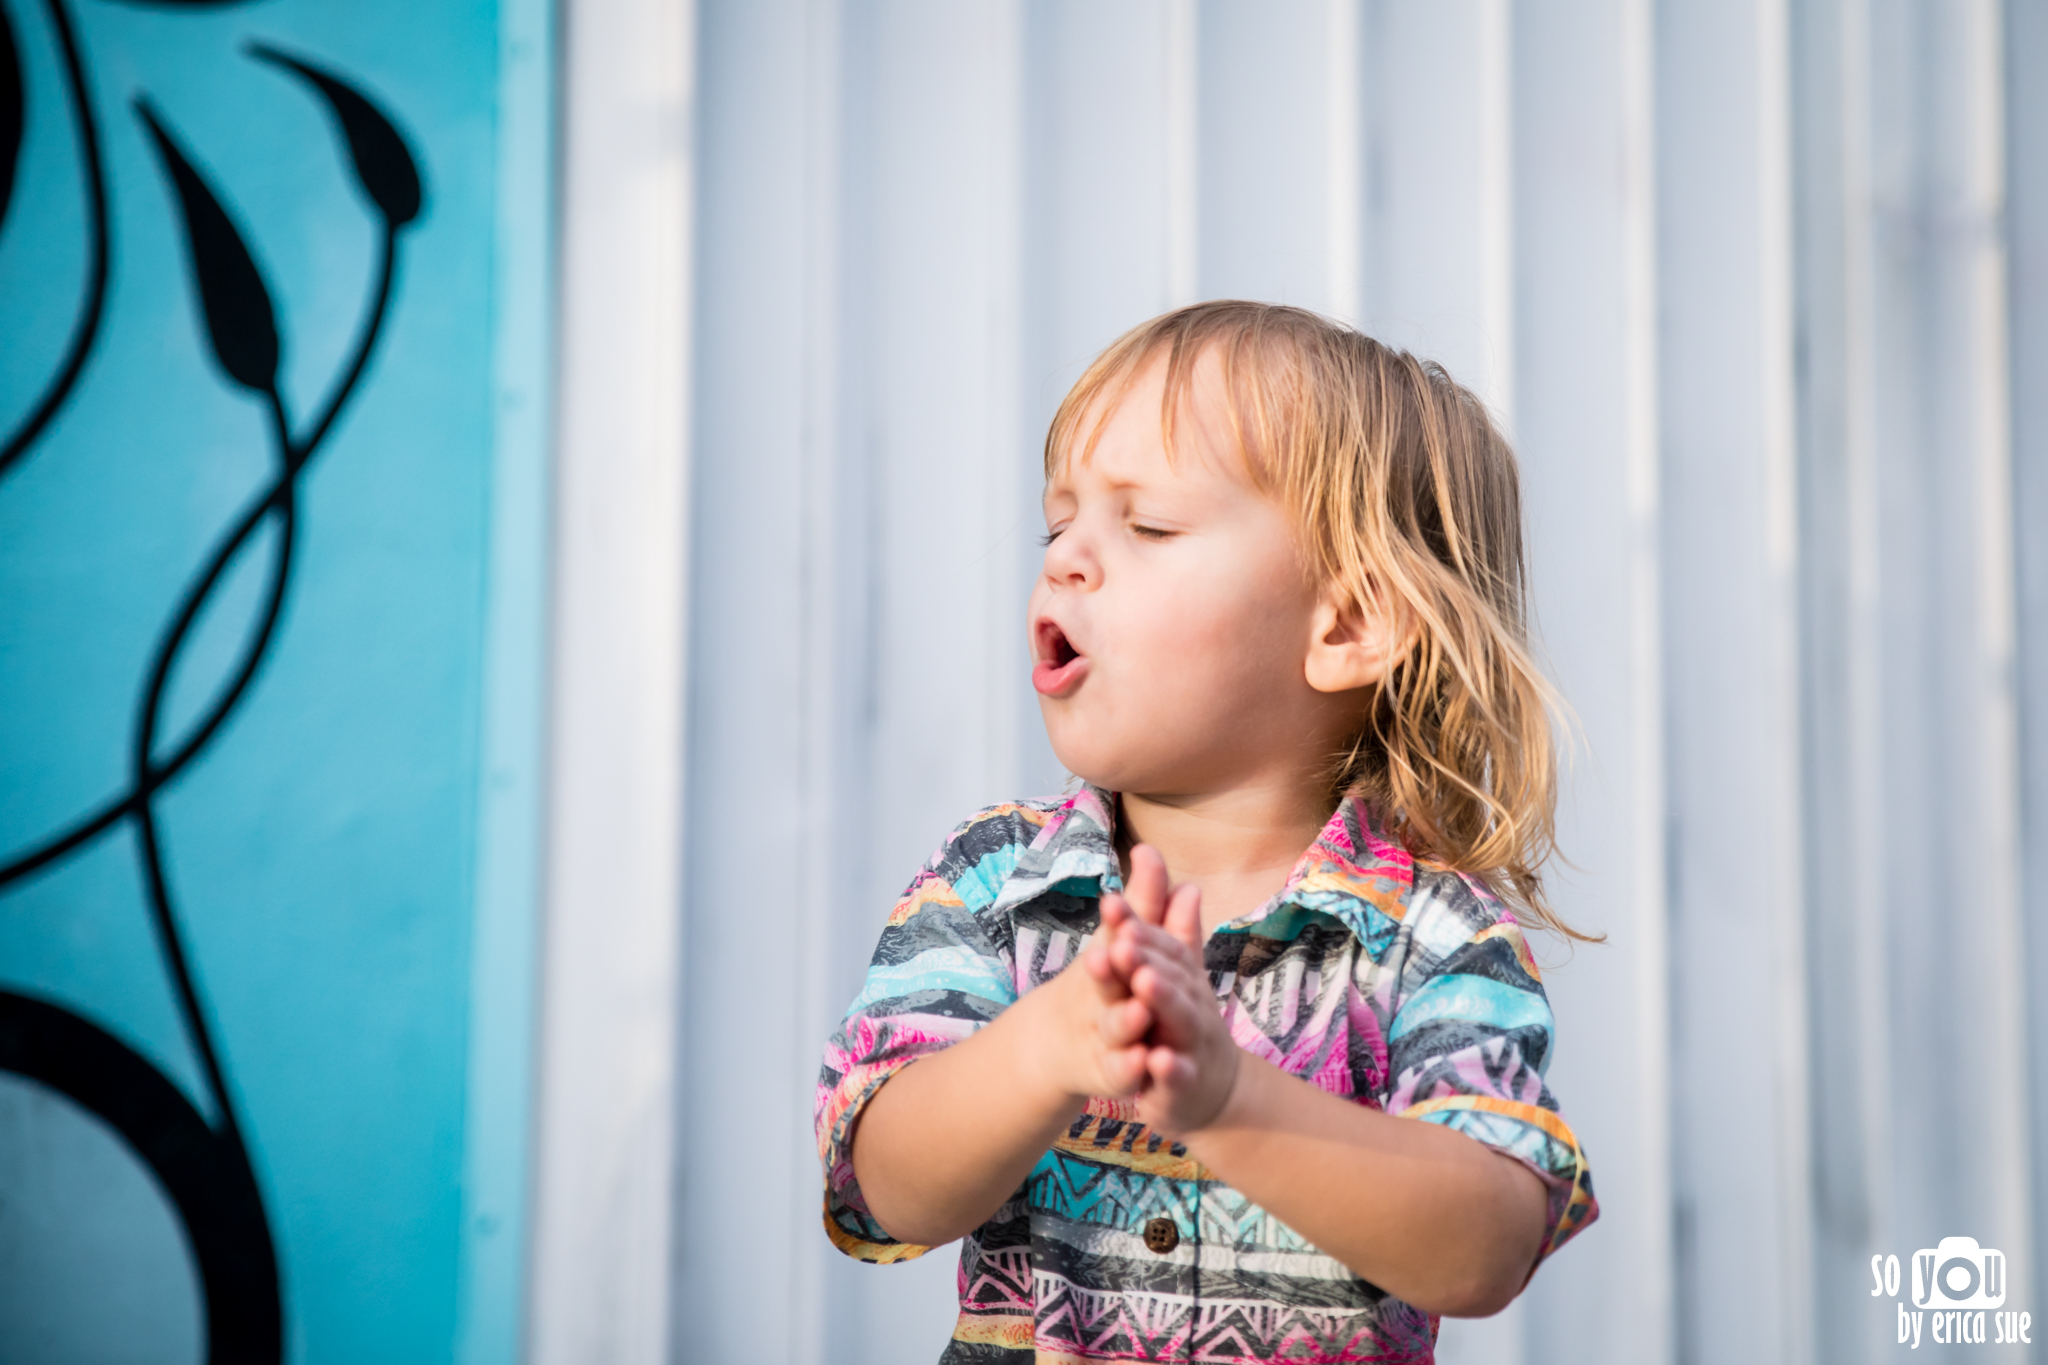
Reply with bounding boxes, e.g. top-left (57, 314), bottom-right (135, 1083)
top-left (1042, 746), bottom-right (1149, 799)
top-left (1040, 733), bottom-right (1114, 790)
